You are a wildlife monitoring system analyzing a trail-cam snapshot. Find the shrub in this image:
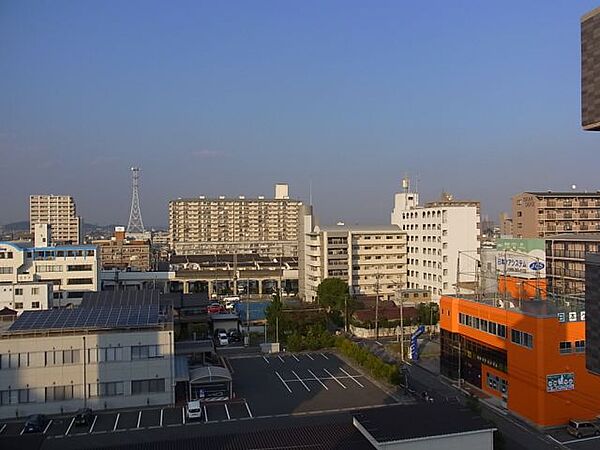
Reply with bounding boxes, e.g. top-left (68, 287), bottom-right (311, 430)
top-left (334, 337), bottom-right (401, 385)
